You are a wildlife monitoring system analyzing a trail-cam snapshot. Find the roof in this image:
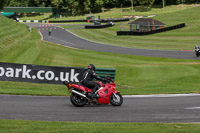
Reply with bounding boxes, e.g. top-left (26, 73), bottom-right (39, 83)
top-left (128, 18), bottom-right (165, 26)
